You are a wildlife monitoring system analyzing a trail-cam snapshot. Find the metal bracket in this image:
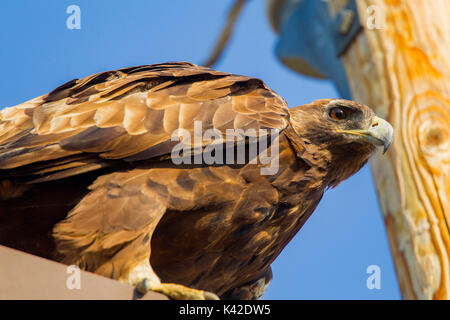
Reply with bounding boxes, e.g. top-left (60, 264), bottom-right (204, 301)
top-left (273, 0), bottom-right (363, 98)
top-left (331, 0), bottom-right (363, 56)
top-left (274, 0), bottom-right (349, 98)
